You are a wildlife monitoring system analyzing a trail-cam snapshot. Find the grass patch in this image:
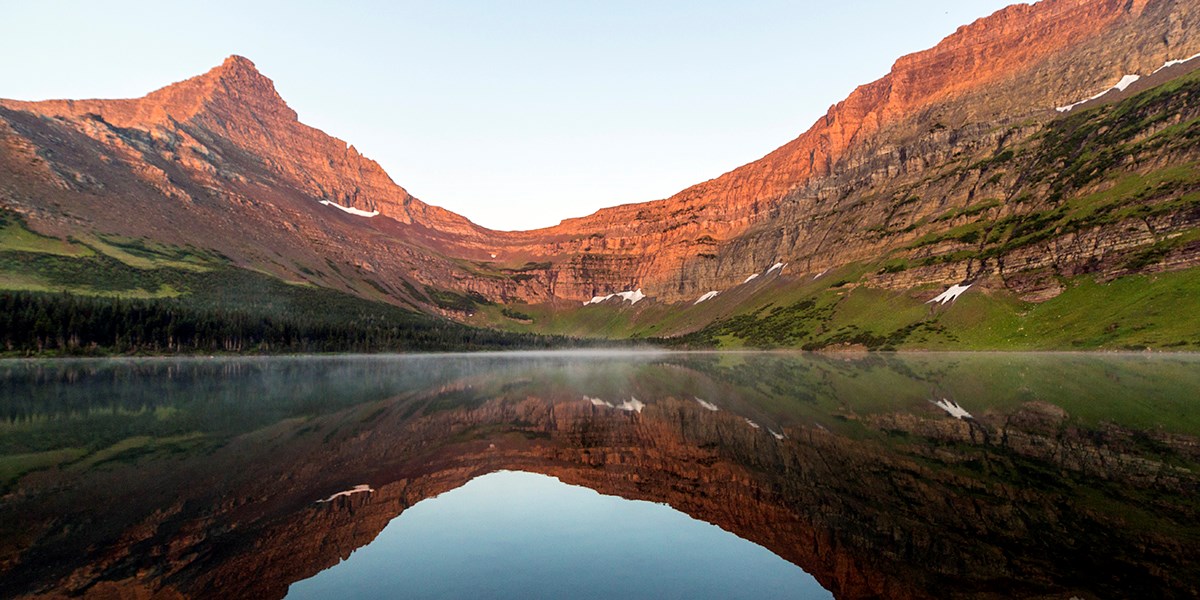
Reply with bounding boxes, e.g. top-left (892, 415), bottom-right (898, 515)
top-left (659, 265), bottom-right (1200, 352)
top-left (0, 215), bottom-right (93, 258)
top-left (0, 447), bottom-right (86, 487)
top-left (83, 234), bottom-right (217, 272)
top-left (424, 286), bottom-right (491, 312)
